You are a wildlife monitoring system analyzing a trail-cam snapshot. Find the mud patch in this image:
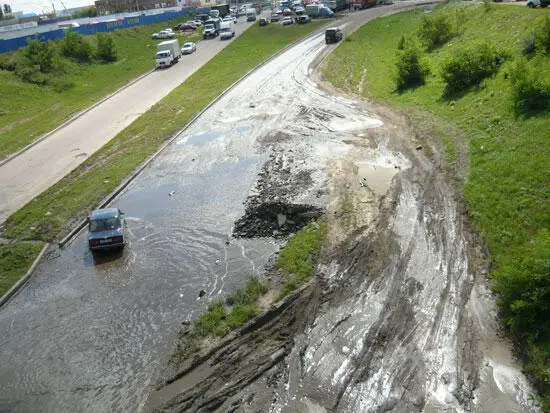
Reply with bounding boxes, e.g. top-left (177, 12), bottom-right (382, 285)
top-left (233, 201), bottom-right (323, 238)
